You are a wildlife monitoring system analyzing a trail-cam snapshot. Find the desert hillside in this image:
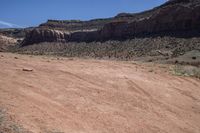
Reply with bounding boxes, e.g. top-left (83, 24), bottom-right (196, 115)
top-left (0, 53), bottom-right (200, 133)
top-left (1, 1), bottom-right (200, 133)
top-left (2, 0), bottom-right (197, 66)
